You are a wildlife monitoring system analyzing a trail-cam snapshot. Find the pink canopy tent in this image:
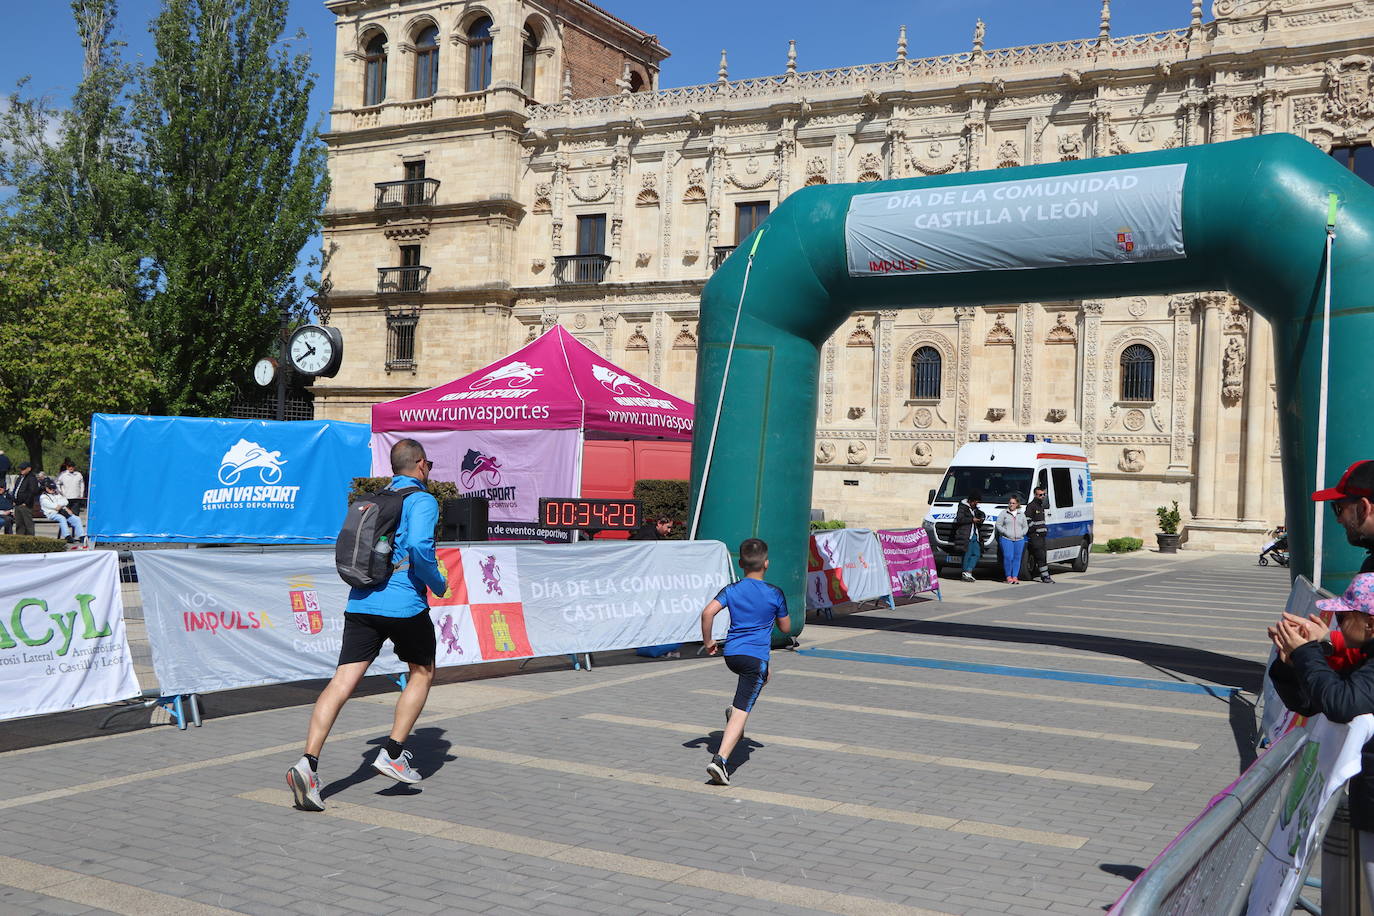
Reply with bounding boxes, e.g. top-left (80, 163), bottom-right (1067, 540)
top-left (370, 327), bottom-right (693, 523)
